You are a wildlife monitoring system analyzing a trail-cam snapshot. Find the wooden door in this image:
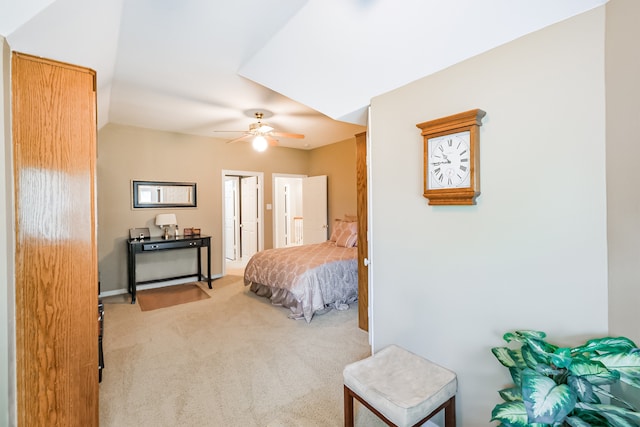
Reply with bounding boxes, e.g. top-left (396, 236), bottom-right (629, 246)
top-left (356, 132), bottom-right (369, 331)
top-left (12, 52), bottom-right (98, 426)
